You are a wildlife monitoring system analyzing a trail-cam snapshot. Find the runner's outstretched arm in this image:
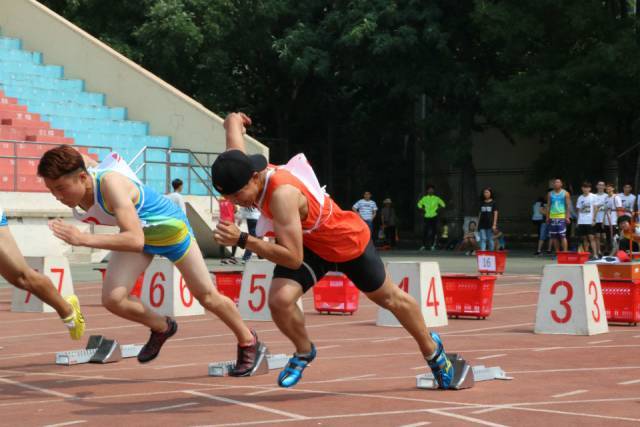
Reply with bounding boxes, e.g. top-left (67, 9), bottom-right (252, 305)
top-left (224, 112), bottom-right (252, 153)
